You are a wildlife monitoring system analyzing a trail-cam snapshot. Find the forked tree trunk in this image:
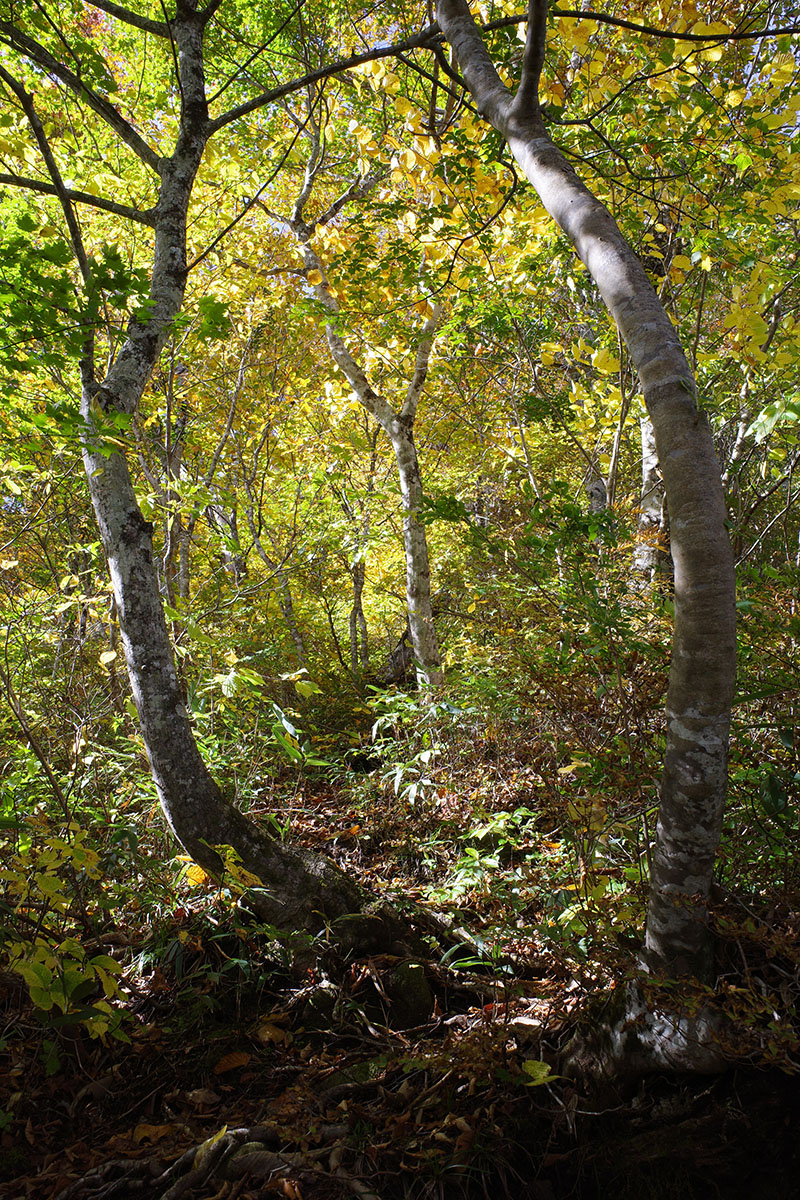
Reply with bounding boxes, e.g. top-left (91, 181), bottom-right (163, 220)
top-left (437, 1), bottom-right (736, 992)
top-left (81, 424), bottom-right (368, 934)
top-left (288, 148), bottom-right (443, 690)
